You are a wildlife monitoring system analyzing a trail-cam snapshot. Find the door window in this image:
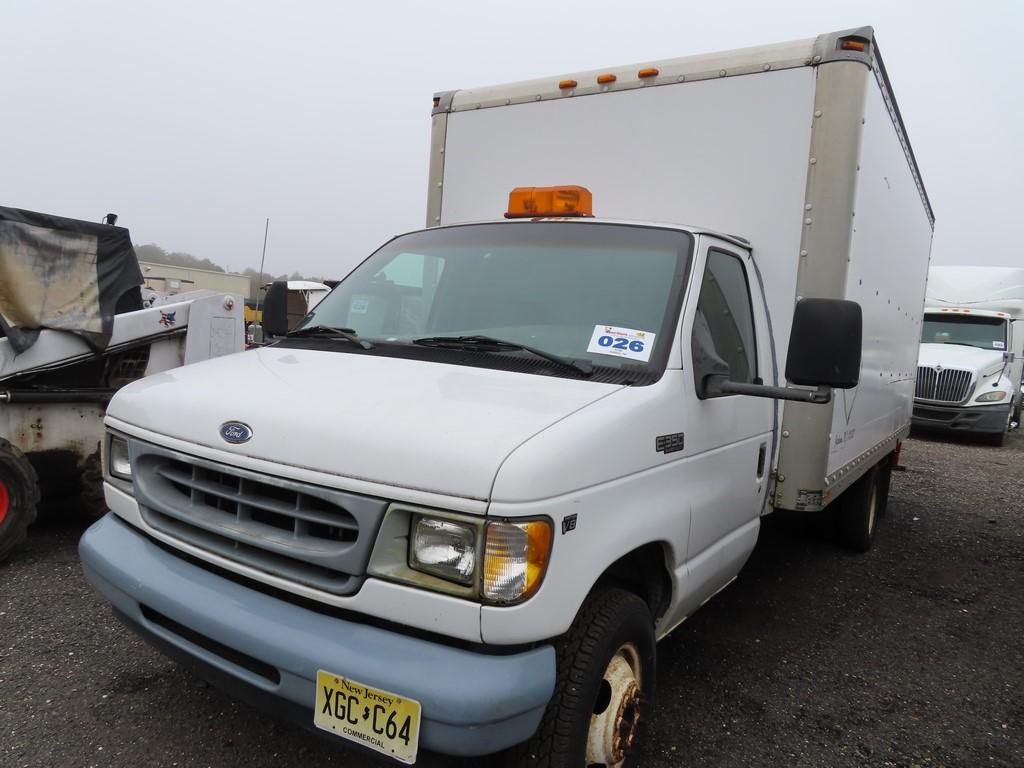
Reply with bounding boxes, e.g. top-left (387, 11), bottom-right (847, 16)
top-left (693, 249), bottom-right (757, 386)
